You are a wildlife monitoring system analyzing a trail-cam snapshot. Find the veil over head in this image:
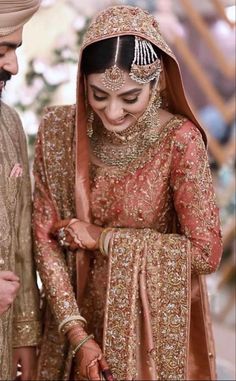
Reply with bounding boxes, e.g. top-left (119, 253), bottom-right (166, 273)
top-left (0, 0), bottom-right (40, 36)
top-left (75, 5), bottom-right (206, 219)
